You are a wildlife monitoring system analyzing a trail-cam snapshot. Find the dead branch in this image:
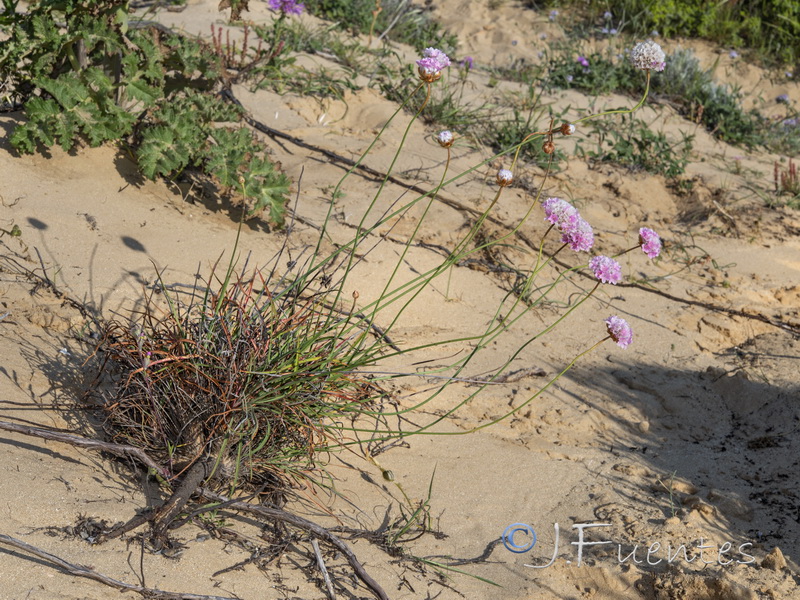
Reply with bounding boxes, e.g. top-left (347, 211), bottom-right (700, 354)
top-left (197, 488), bottom-right (389, 600)
top-left (0, 533), bottom-right (236, 600)
top-left (0, 420), bottom-right (170, 479)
